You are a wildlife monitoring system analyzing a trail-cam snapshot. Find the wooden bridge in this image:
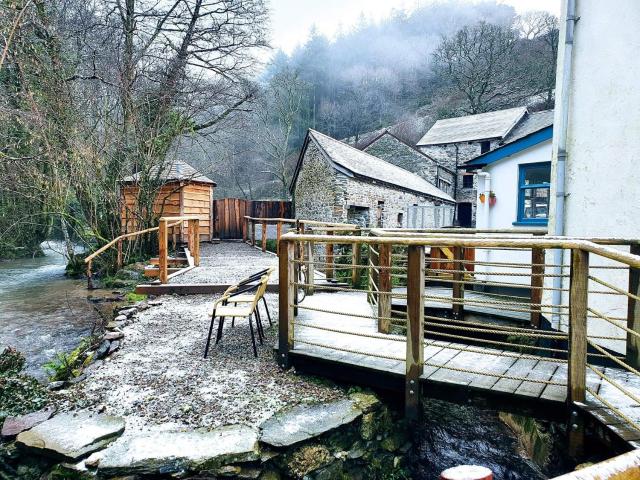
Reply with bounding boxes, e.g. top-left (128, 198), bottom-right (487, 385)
top-left (277, 229), bottom-right (640, 455)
